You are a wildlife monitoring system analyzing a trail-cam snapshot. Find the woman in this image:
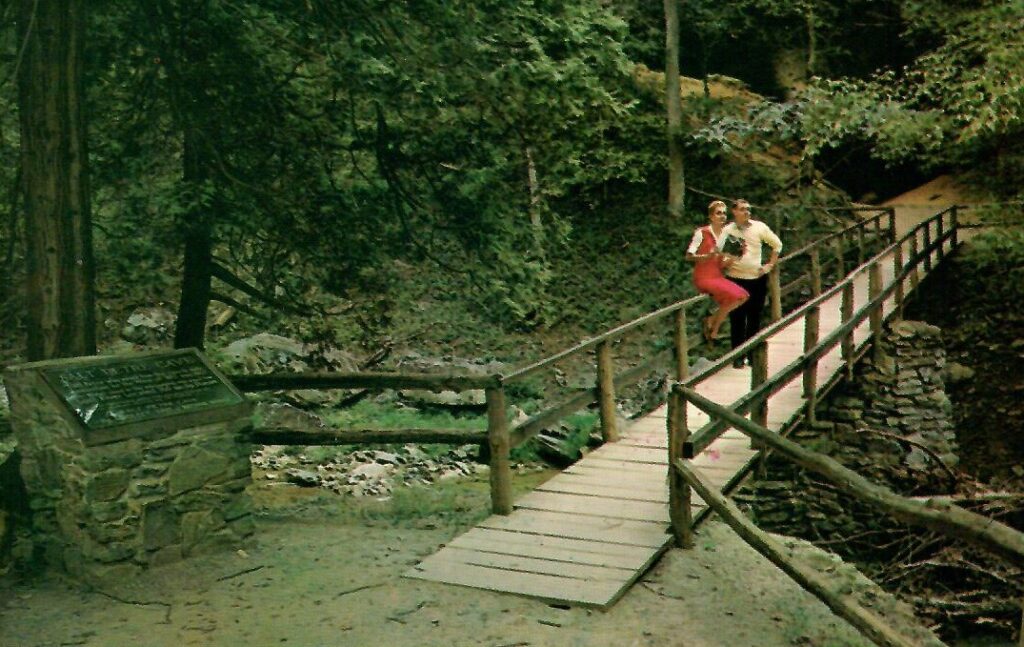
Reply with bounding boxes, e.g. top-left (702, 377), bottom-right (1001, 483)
top-left (686, 200), bottom-right (749, 342)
